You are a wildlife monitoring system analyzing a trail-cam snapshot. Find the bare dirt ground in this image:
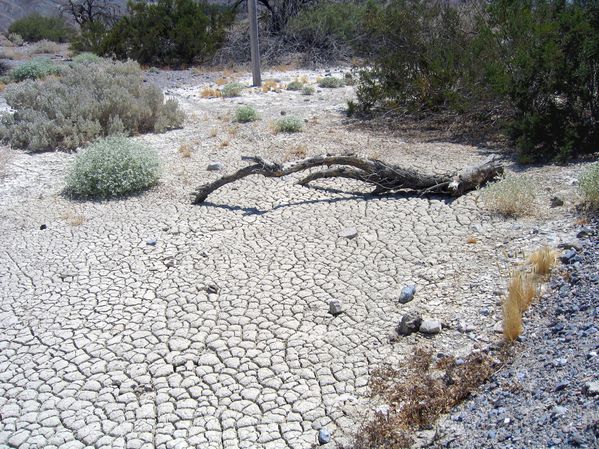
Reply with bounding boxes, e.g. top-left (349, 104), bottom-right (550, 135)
top-left (0, 58), bottom-right (595, 449)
